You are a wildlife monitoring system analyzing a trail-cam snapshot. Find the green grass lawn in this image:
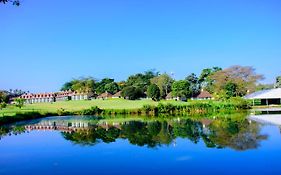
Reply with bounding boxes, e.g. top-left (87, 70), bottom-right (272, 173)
top-left (0, 99), bottom-right (187, 116)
